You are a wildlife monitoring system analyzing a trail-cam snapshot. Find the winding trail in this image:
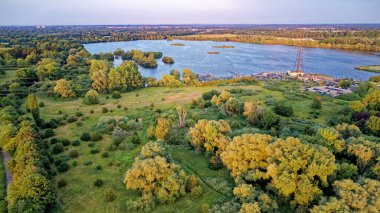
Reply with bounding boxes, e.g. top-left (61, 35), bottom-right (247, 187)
top-left (2, 151), bottom-right (12, 189)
